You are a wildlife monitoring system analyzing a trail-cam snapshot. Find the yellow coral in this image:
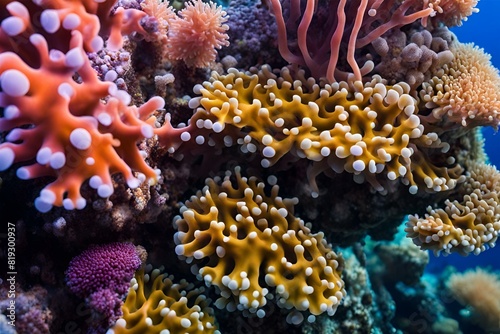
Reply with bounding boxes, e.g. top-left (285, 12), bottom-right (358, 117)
top-left (109, 266), bottom-right (219, 334)
top-left (420, 41), bottom-right (500, 127)
top-left (173, 167), bottom-right (345, 324)
top-left (405, 162), bottom-right (500, 255)
top-left (189, 66), bottom-right (462, 195)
